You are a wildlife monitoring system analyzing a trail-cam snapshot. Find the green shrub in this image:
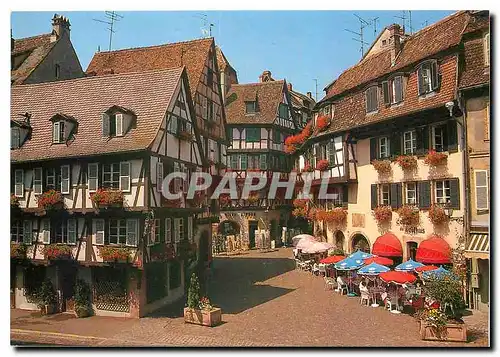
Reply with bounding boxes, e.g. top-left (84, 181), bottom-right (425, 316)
top-left (36, 279), bottom-right (57, 308)
top-left (187, 273), bottom-right (201, 309)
